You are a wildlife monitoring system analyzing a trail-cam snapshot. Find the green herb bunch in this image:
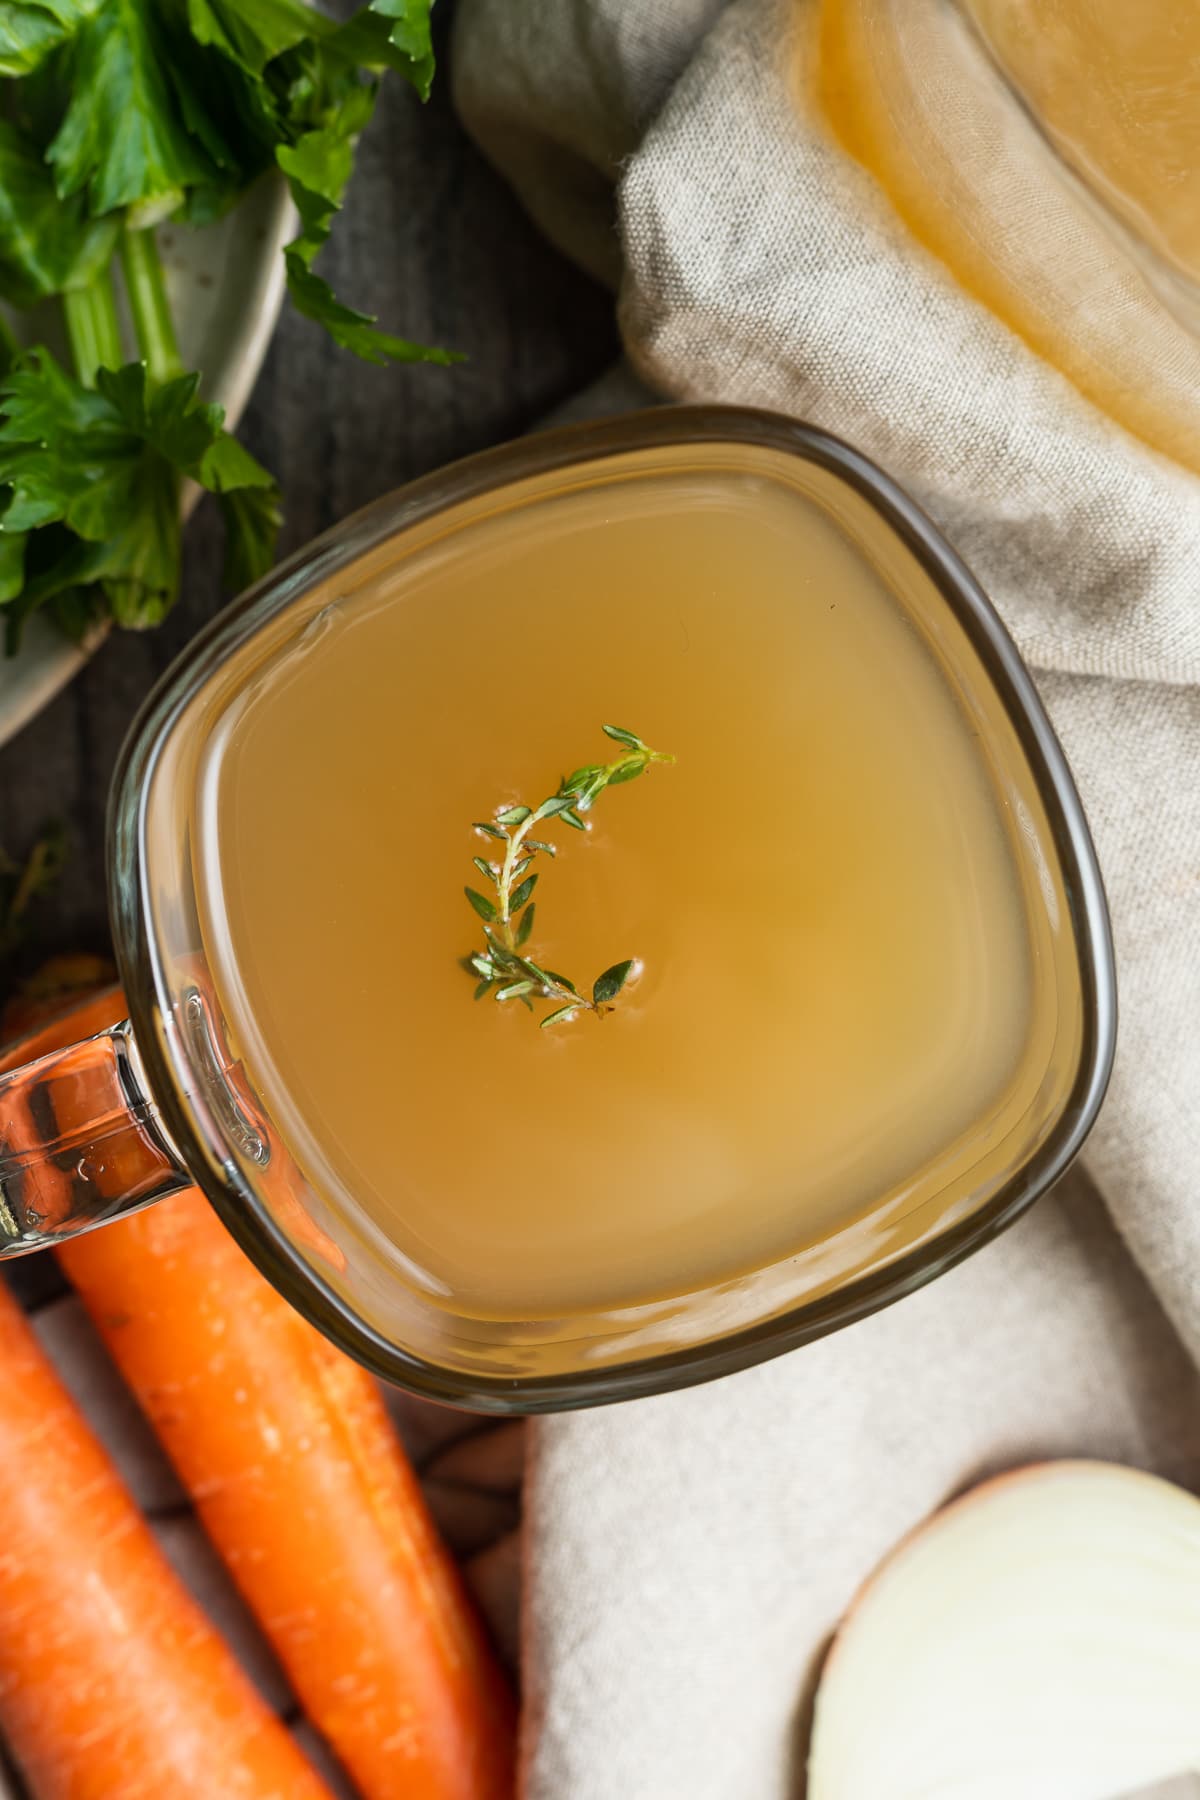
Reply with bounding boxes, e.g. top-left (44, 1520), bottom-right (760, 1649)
top-left (464, 724), bottom-right (675, 1029)
top-left (0, 0), bottom-right (451, 649)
